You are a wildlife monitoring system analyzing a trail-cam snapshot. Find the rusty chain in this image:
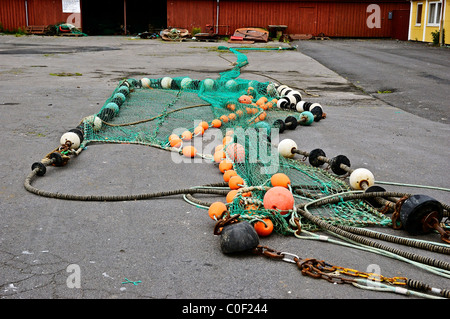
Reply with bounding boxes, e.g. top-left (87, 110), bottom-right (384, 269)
top-left (253, 244), bottom-right (411, 287)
